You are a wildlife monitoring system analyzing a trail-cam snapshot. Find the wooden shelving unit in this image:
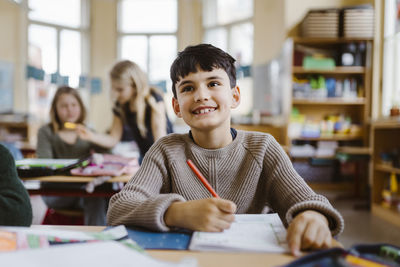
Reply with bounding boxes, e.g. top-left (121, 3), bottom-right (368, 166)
top-left (370, 119), bottom-right (400, 227)
top-left (292, 66), bottom-right (366, 74)
top-left (292, 98), bottom-right (366, 105)
top-left (289, 37), bottom-right (373, 190)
